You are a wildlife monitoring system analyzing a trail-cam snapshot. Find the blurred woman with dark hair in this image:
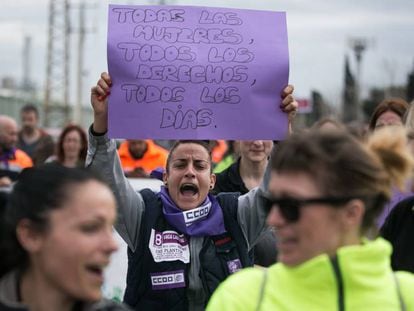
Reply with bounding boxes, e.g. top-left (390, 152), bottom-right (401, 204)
top-left (50, 124), bottom-right (88, 168)
top-left (0, 165), bottom-right (130, 310)
top-left (369, 97), bottom-right (409, 131)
